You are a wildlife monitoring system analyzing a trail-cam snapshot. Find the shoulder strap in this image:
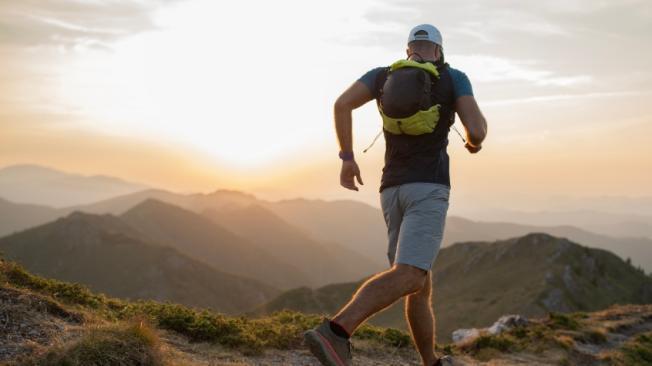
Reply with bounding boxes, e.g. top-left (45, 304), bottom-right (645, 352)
top-left (374, 66), bottom-right (390, 100)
